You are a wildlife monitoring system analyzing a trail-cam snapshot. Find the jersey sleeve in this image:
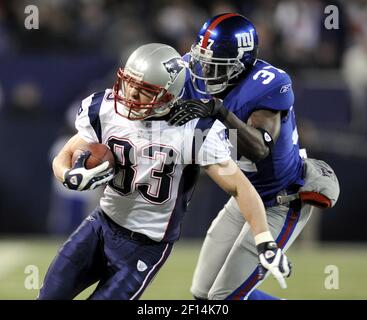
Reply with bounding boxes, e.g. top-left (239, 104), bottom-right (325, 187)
top-left (254, 75), bottom-right (294, 111)
top-left (196, 120), bottom-right (231, 166)
top-left (182, 118), bottom-right (231, 166)
top-left (75, 91), bottom-right (104, 143)
top-left (224, 67), bottom-right (295, 122)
